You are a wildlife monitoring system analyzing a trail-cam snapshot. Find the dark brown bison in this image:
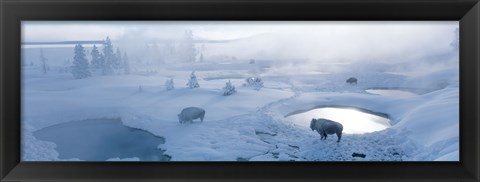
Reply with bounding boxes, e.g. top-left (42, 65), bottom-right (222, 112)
top-left (178, 107), bottom-right (205, 124)
top-left (346, 77), bottom-right (357, 85)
